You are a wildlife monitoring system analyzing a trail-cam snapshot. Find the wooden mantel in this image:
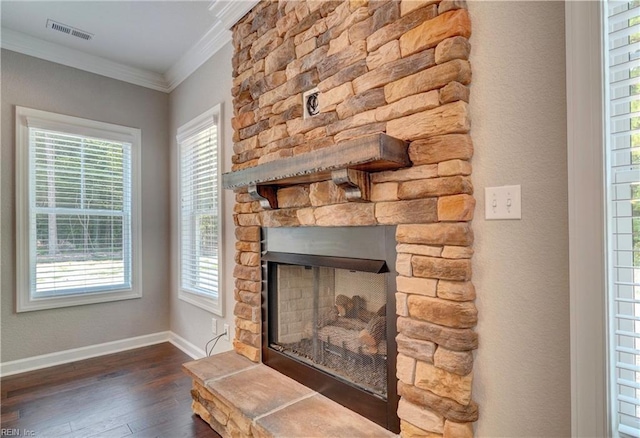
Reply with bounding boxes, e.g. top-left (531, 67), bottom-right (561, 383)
top-left (222, 133), bottom-right (410, 209)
